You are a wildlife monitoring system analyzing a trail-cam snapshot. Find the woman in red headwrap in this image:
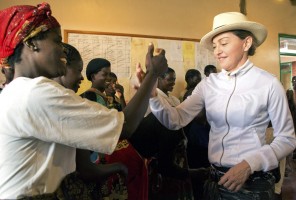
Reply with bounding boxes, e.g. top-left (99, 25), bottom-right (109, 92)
top-left (0, 3), bottom-right (168, 199)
